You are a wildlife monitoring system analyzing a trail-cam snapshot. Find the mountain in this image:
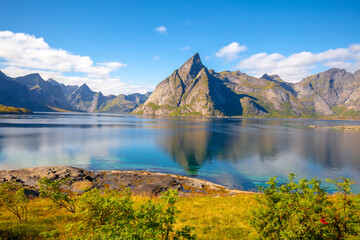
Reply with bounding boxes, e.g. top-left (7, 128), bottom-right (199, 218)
top-left (0, 71), bottom-right (150, 113)
top-left (66, 83), bottom-right (98, 111)
top-left (133, 53), bottom-right (360, 118)
top-left (0, 71), bottom-right (65, 111)
top-left (66, 83), bottom-right (150, 113)
top-left (0, 71), bottom-right (34, 108)
top-left (12, 73), bottom-right (73, 111)
top-left (47, 79), bottom-right (78, 98)
top-left (293, 68), bottom-right (360, 116)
